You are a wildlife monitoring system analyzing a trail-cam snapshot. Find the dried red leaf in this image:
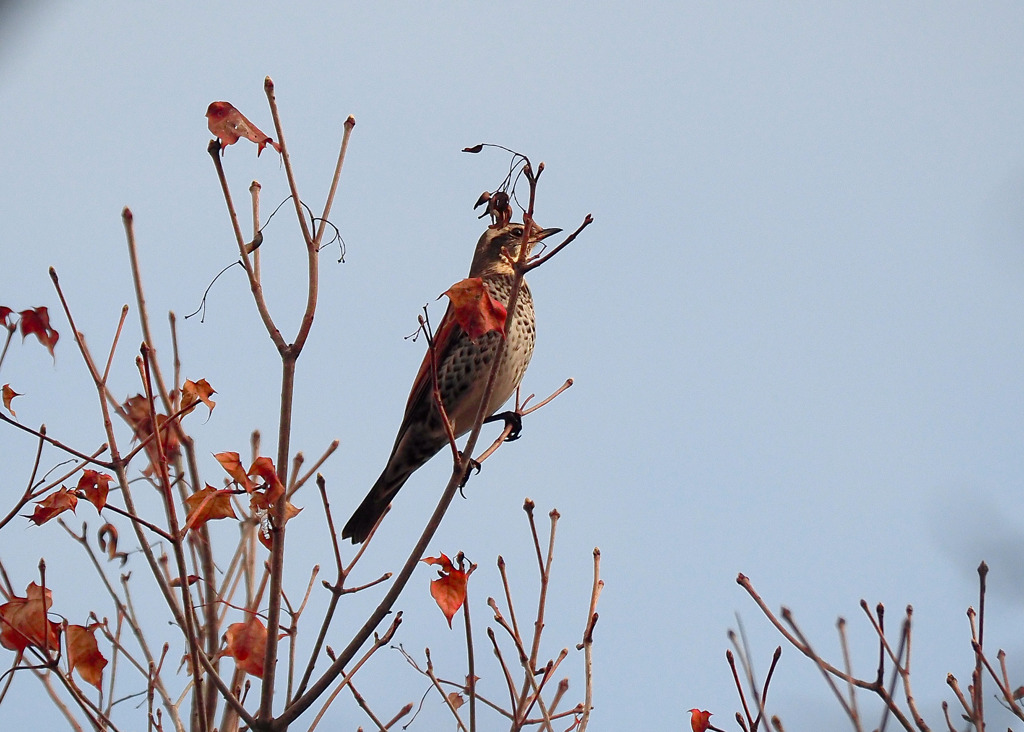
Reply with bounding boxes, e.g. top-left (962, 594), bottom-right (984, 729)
top-left (422, 553), bottom-right (471, 628)
top-left (224, 616), bottom-right (267, 677)
top-left (18, 307), bottom-right (59, 358)
top-left (0, 306), bottom-right (13, 330)
top-left (249, 491), bottom-right (300, 517)
top-left (97, 524), bottom-right (128, 565)
top-left (486, 192), bottom-right (512, 228)
top-left (97, 524), bottom-right (117, 555)
top-left (0, 582), bottom-right (61, 654)
top-left (67, 623), bottom-right (108, 689)
top-left (473, 190), bottom-right (491, 210)
top-left (77, 470), bottom-right (112, 512)
top-left (442, 278), bottom-right (507, 341)
top-left (181, 378), bottom-right (217, 416)
top-left (2, 384), bottom-right (20, 417)
top-left (689, 709), bottom-right (713, 732)
top-left (248, 456), bottom-right (285, 504)
top-left (26, 487), bottom-right (78, 525)
top-left (184, 485), bottom-right (238, 532)
top-left (206, 101), bottom-right (281, 156)
top-left (249, 491), bottom-right (300, 551)
top-left (214, 451), bottom-right (255, 492)
top-left (122, 394), bottom-right (180, 474)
